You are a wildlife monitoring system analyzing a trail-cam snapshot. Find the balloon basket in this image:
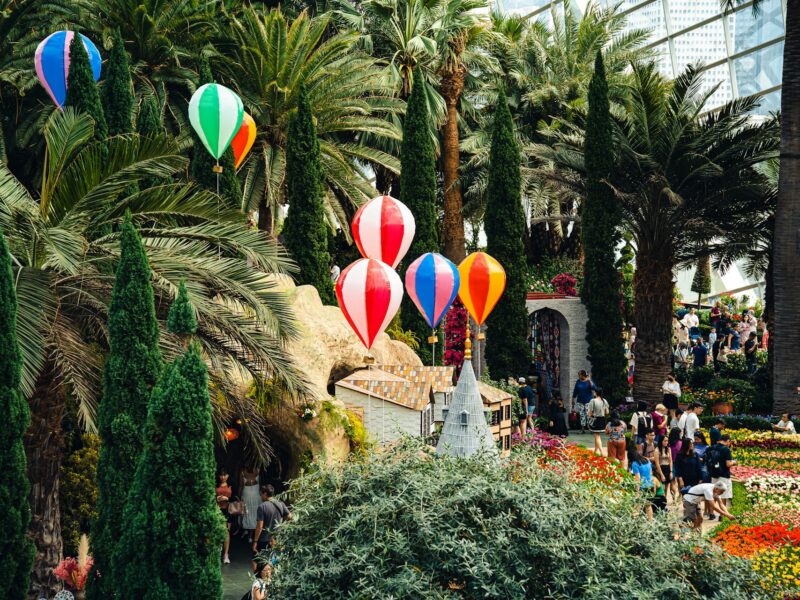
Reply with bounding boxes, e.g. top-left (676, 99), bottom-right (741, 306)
top-left (427, 335), bottom-right (437, 344)
top-left (363, 355), bottom-right (375, 365)
top-left (212, 165), bottom-right (223, 173)
top-left (477, 332), bottom-right (485, 340)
